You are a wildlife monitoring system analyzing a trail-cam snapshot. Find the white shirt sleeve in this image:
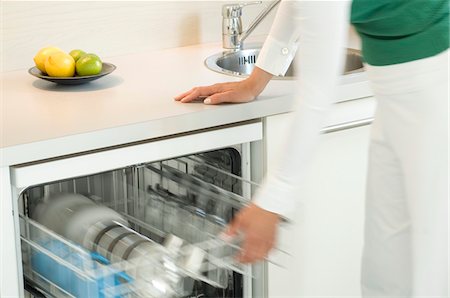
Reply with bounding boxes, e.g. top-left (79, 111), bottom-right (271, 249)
top-left (253, 0), bottom-right (351, 220)
top-left (255, 1), bottom-right (301, 76)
